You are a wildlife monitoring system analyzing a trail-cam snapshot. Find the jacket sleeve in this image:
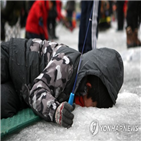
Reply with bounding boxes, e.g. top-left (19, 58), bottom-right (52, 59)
top-left (29, 41), bottom-right (73, 122)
